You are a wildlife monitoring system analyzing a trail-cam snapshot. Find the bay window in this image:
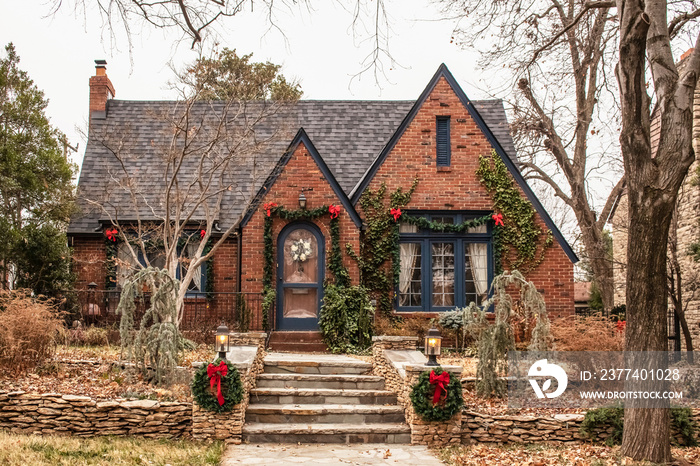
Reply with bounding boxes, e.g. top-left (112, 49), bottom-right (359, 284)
top-left (397, 213), bottom-right (492, 312)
